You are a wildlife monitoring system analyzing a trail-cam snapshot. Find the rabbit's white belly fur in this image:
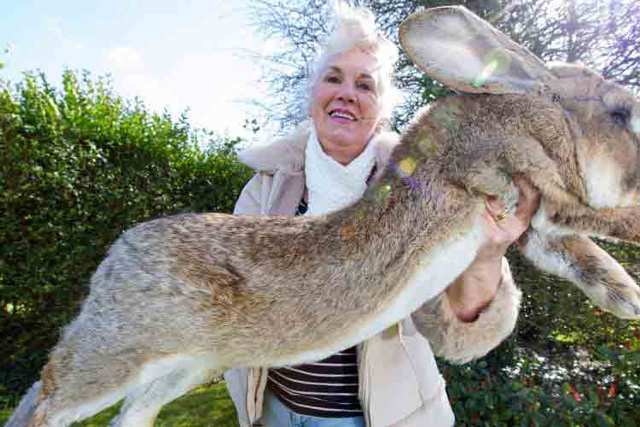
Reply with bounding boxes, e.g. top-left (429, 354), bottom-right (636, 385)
top-left (277, 217), bottom-right (487, 366)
